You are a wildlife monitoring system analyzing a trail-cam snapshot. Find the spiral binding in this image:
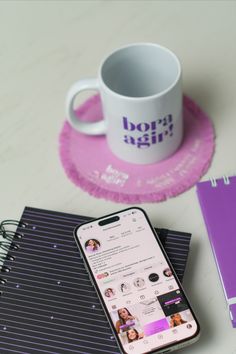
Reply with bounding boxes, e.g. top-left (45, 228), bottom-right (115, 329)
top-left (0, 219), bottom-right (27, 288)
top-left (210, 175), bottom-right (231, 187)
